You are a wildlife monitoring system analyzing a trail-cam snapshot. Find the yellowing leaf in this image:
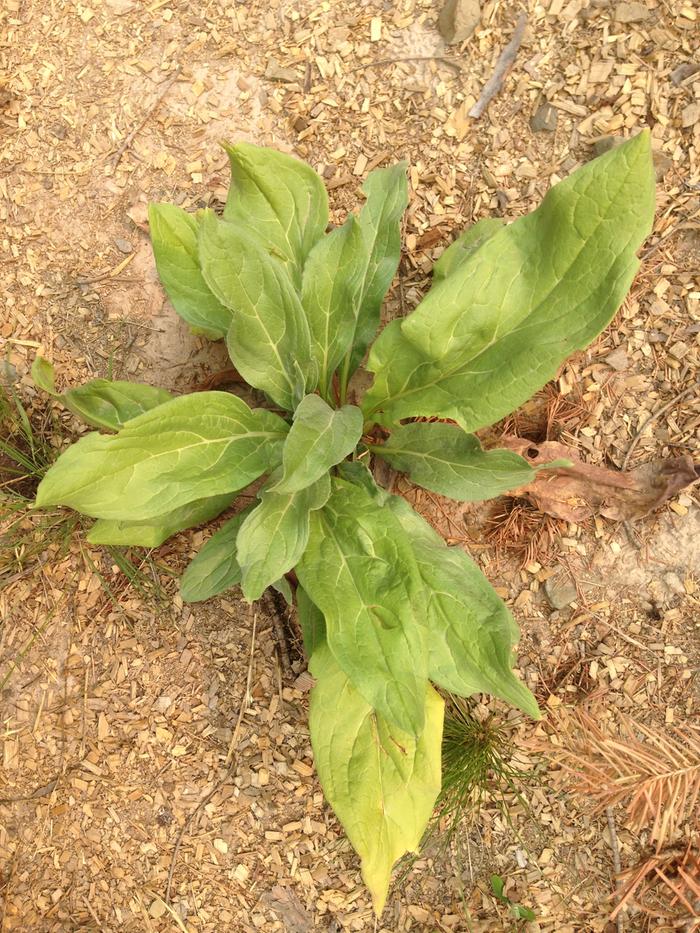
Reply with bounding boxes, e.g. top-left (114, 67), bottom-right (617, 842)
top-left (309, 643), bottom-right (443, 915)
